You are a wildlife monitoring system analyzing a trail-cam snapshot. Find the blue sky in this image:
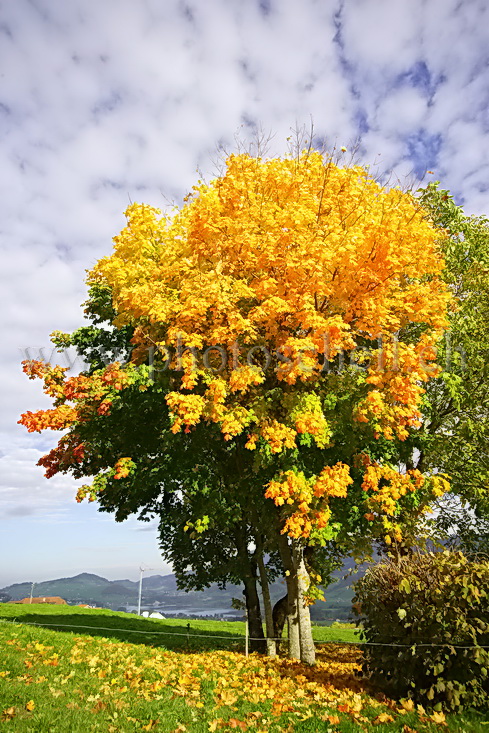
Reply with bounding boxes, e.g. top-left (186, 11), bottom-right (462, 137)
top-left (1, 0), bottom-right (488, 587)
